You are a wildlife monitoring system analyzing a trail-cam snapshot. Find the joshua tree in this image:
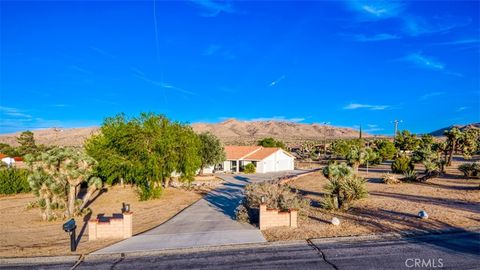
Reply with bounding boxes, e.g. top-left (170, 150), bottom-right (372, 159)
top-left (444, 128), bottom-right (463, 166)
top-left (26, 147), bottom-right (101, 220)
